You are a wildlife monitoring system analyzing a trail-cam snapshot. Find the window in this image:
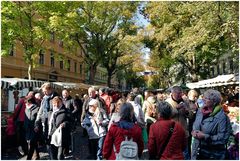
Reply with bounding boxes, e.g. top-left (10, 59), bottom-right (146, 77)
top-left (68, 59), bottom-right (71, 71)
top-left (211, 67), bottom-right (214, 77)
top-left (80, 64), bottom-right (82, 75)
top-left (222, 62), bottom-right (226, 74)
top-left (229, 59), bottom-right (234, 73)
top-left (50, 51), bottom-right (54, 67)
top-left (217, 64), bottom-right (220, 75)
top-left (50, 32), bottom-right (55, 42)
top-left (60, 60), bottom-right (63, 69)
top-left (39, 50), bottom-right (44, 64)
top-left (59, 40), bottom-right (63, 47)
top-left (9, 44), bottom-right (15, 56)
top-left (74, 62), bottom-right (77, 73)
